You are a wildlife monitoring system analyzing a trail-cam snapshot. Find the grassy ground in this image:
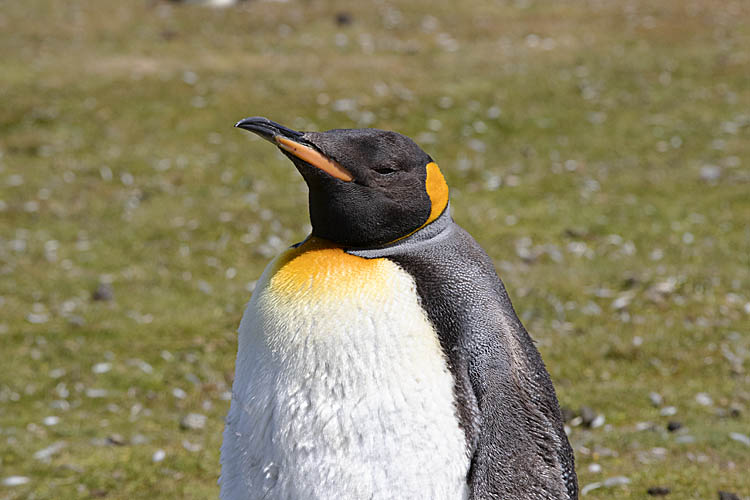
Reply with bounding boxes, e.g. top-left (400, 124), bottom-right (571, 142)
top-left (1, 0), bottom-right (749, 498)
